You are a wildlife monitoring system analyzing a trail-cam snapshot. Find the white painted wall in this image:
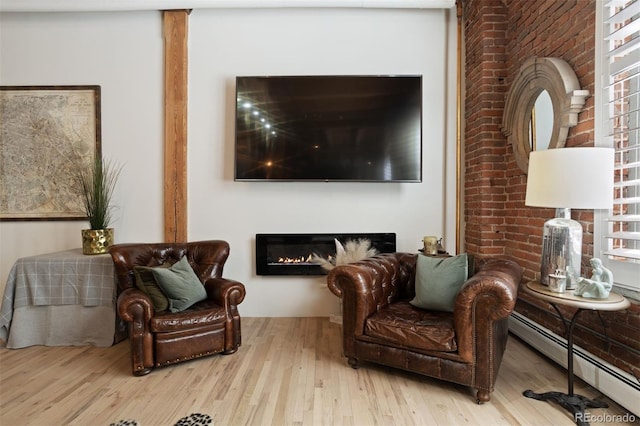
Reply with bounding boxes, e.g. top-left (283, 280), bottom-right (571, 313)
top-left (0, 7), bottom-right (457, 317)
